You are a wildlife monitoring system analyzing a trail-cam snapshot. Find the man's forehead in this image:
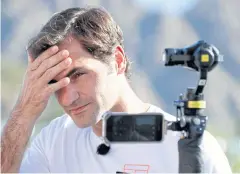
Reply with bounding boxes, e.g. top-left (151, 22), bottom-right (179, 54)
top-left (58, 35), bottom-right (76, 49)
top-left (57, 36), bottom-right (94, 61)
top-left (57, 35), bottom-right (84, 53)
